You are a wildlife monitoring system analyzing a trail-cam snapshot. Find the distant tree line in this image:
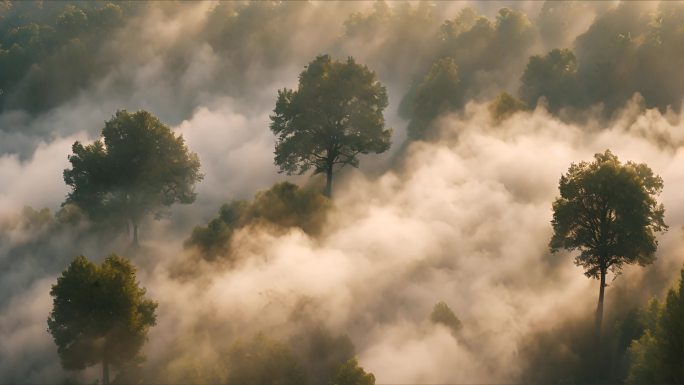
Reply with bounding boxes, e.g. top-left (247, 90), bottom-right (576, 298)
top-left (3, 1), bottom-right (684, 124)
